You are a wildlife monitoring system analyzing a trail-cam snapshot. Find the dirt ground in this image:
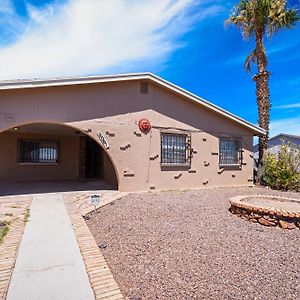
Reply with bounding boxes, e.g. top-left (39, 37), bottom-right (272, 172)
top-left (0, 196), bottom-right (31, 224)
top-left (0, 195), bottom-right (31, 245)
top-left (87, 187), bottom-right (300, 300)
